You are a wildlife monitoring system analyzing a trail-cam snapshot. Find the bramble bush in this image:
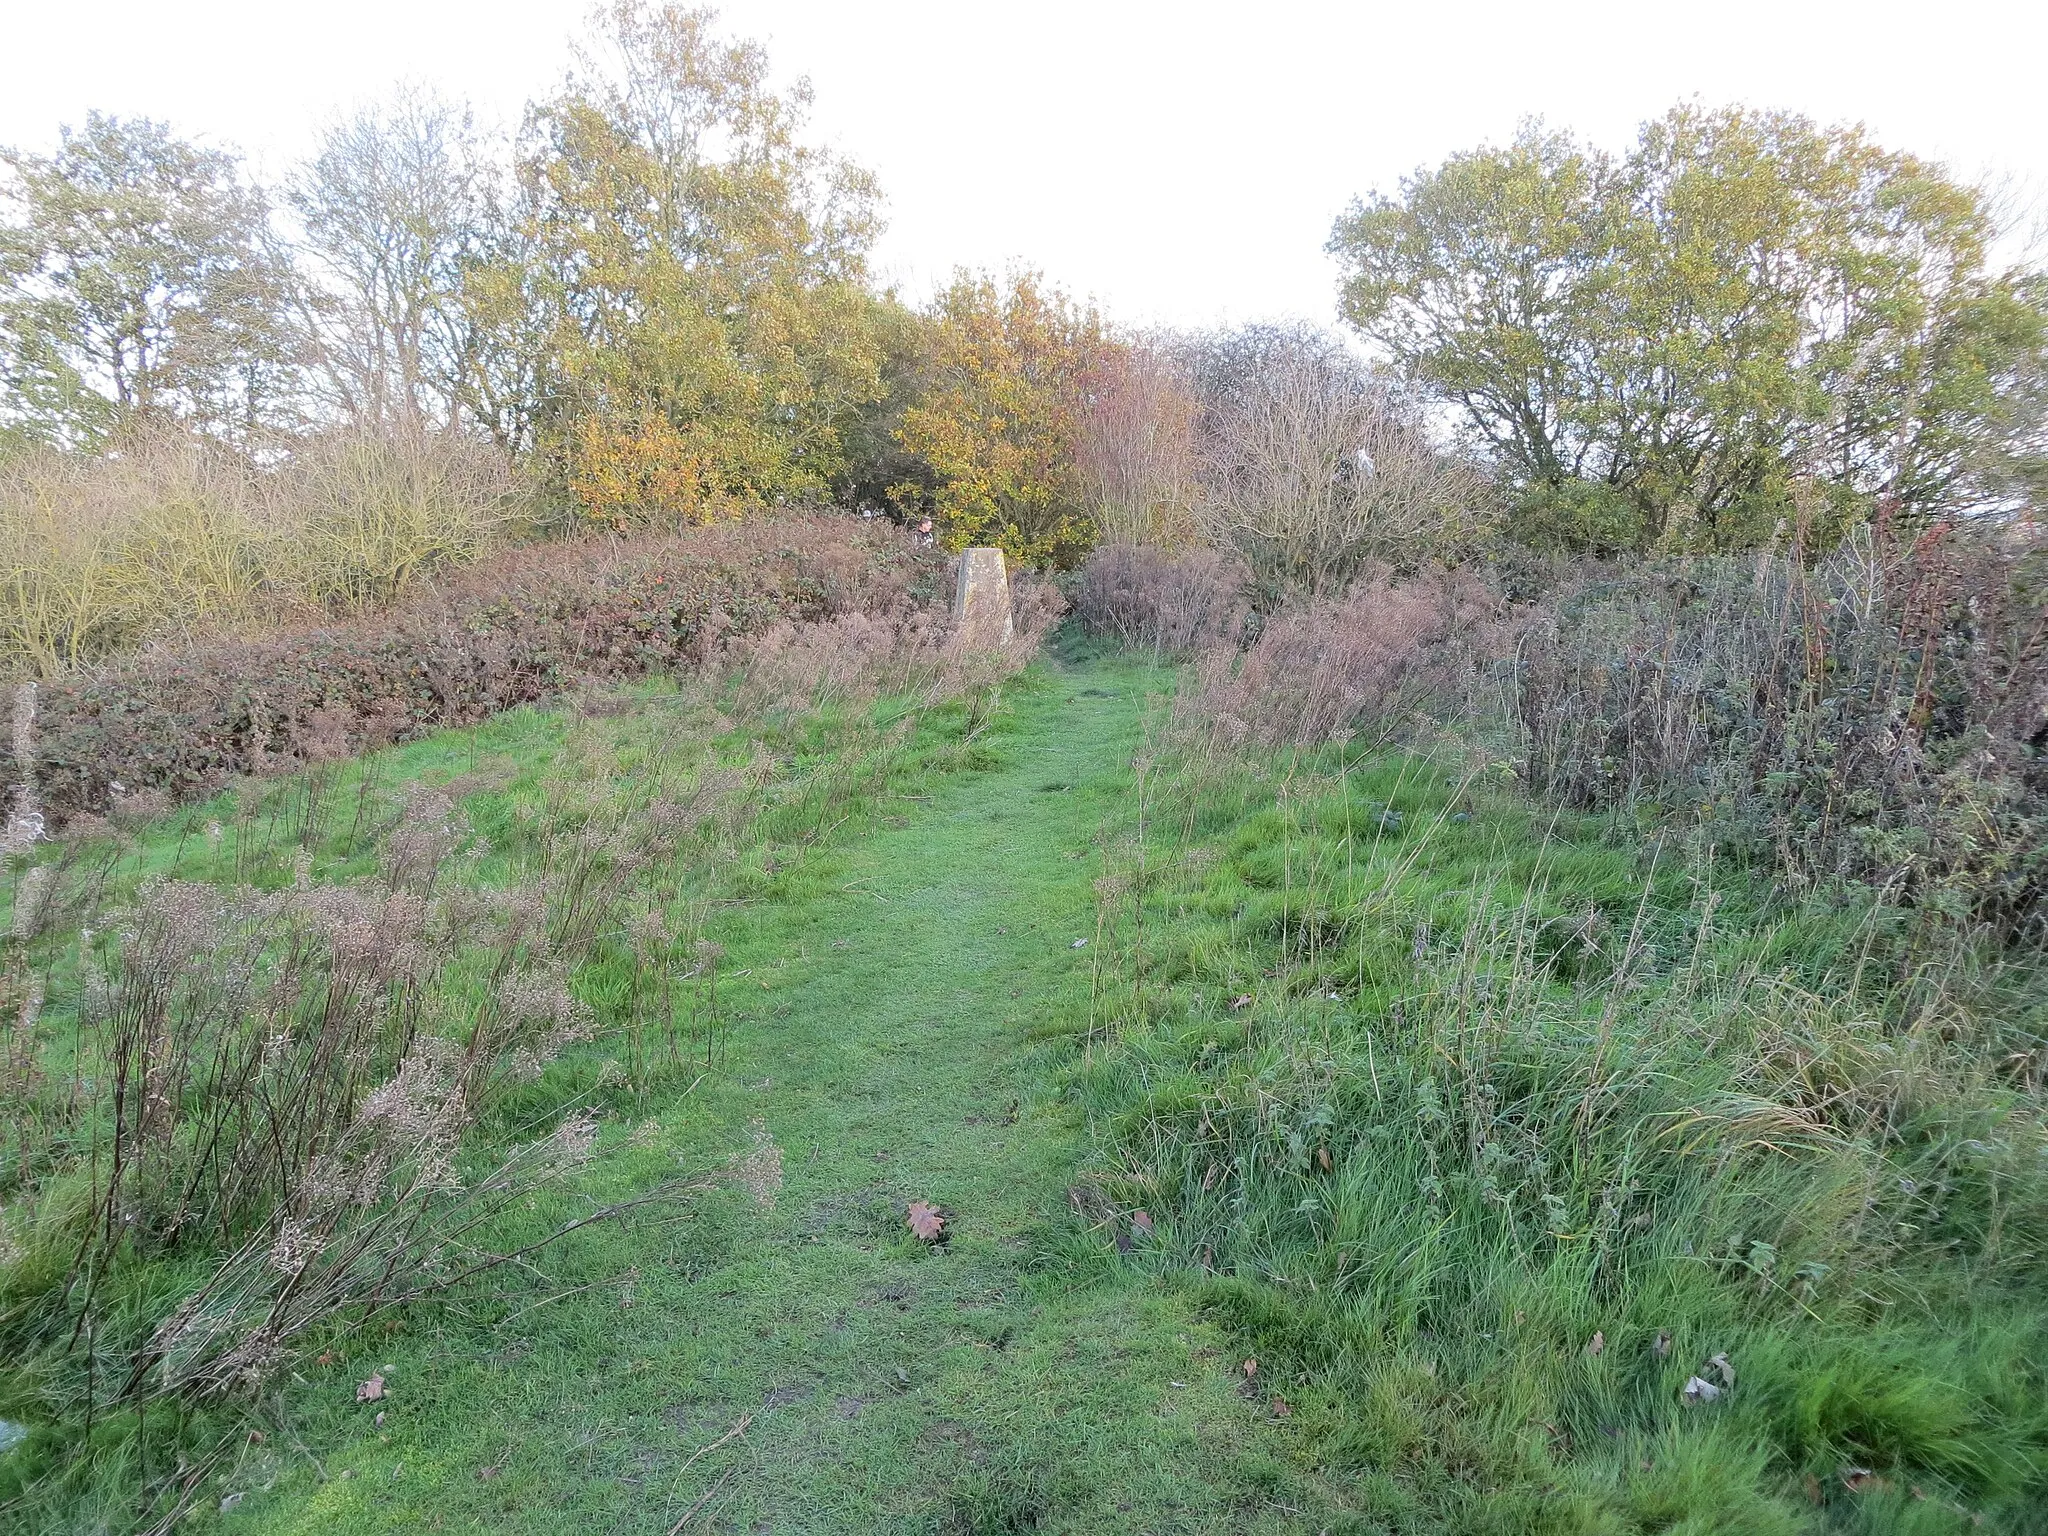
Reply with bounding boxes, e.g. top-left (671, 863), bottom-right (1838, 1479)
top-left (1519, 523), bottom-right (2048, 942)
top-left (24, 513), bottom-right (940, 827)
top-left (1071, 541), bottom-right (1246, 659)
top-left (1080, 523), bottom-right (2048, 946)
